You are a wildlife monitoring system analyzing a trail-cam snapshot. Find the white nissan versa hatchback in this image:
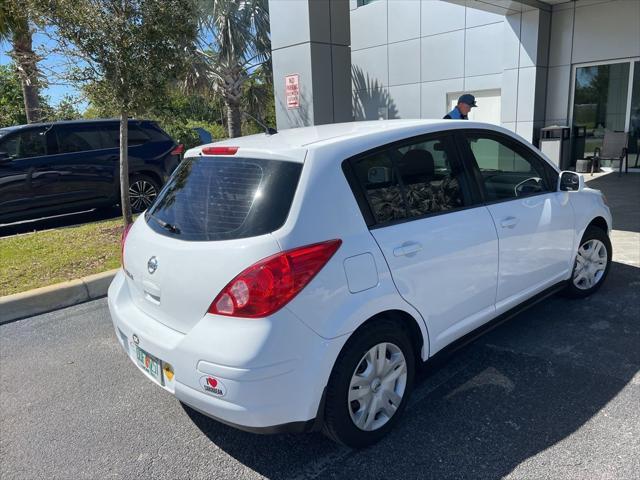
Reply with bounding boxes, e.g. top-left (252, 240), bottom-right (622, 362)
top-left (108, 120), bottom-right (612, 448)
